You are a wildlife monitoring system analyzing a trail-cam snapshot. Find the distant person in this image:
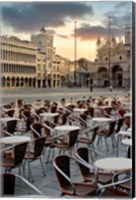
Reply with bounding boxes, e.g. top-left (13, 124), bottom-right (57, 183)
top-left (90, 83), bottom-right (93, 92)
top-left (109, 85), bottom-right (113, 92)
